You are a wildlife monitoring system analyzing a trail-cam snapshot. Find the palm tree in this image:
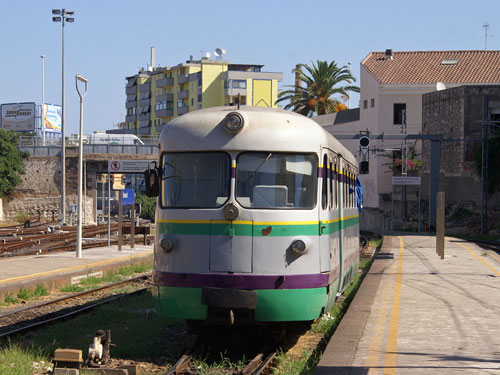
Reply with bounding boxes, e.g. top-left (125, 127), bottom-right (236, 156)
top-left (276, 60), bottom-right (359, 117)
